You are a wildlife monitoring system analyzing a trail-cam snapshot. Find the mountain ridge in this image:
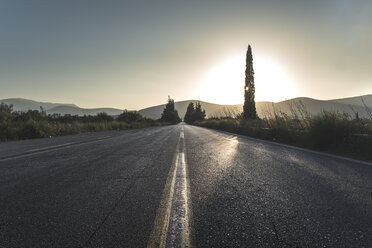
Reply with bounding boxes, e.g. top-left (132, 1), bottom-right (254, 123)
top-left (1, 95), bottom-right (372, 118)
